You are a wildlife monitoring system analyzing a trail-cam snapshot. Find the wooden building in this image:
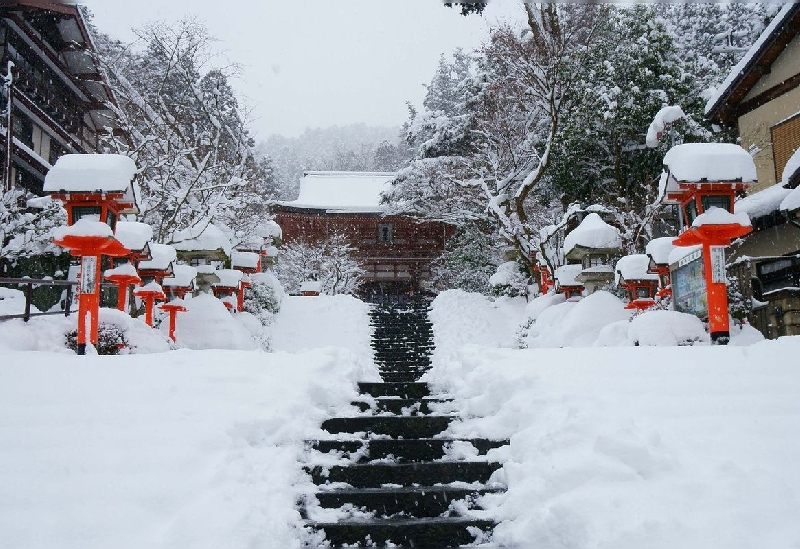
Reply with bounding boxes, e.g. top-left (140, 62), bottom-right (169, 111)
top-left (706, 4), bottom-right (800, 338)
top-left (0, 2), bottom-right (124, 195)
top-left (271, 171), bottom-right (454, 296)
